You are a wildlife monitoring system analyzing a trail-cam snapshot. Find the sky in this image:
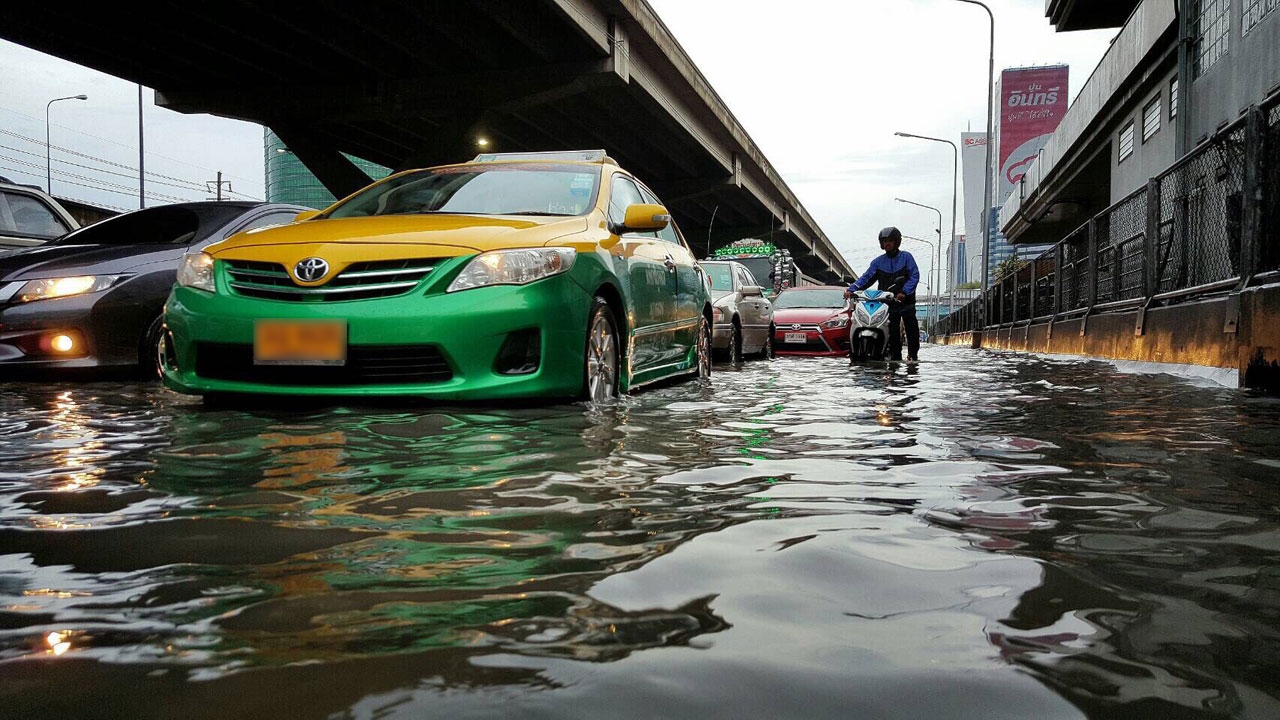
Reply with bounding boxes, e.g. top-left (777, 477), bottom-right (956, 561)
top-left (0, 0), bottom-right (1116, 279)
